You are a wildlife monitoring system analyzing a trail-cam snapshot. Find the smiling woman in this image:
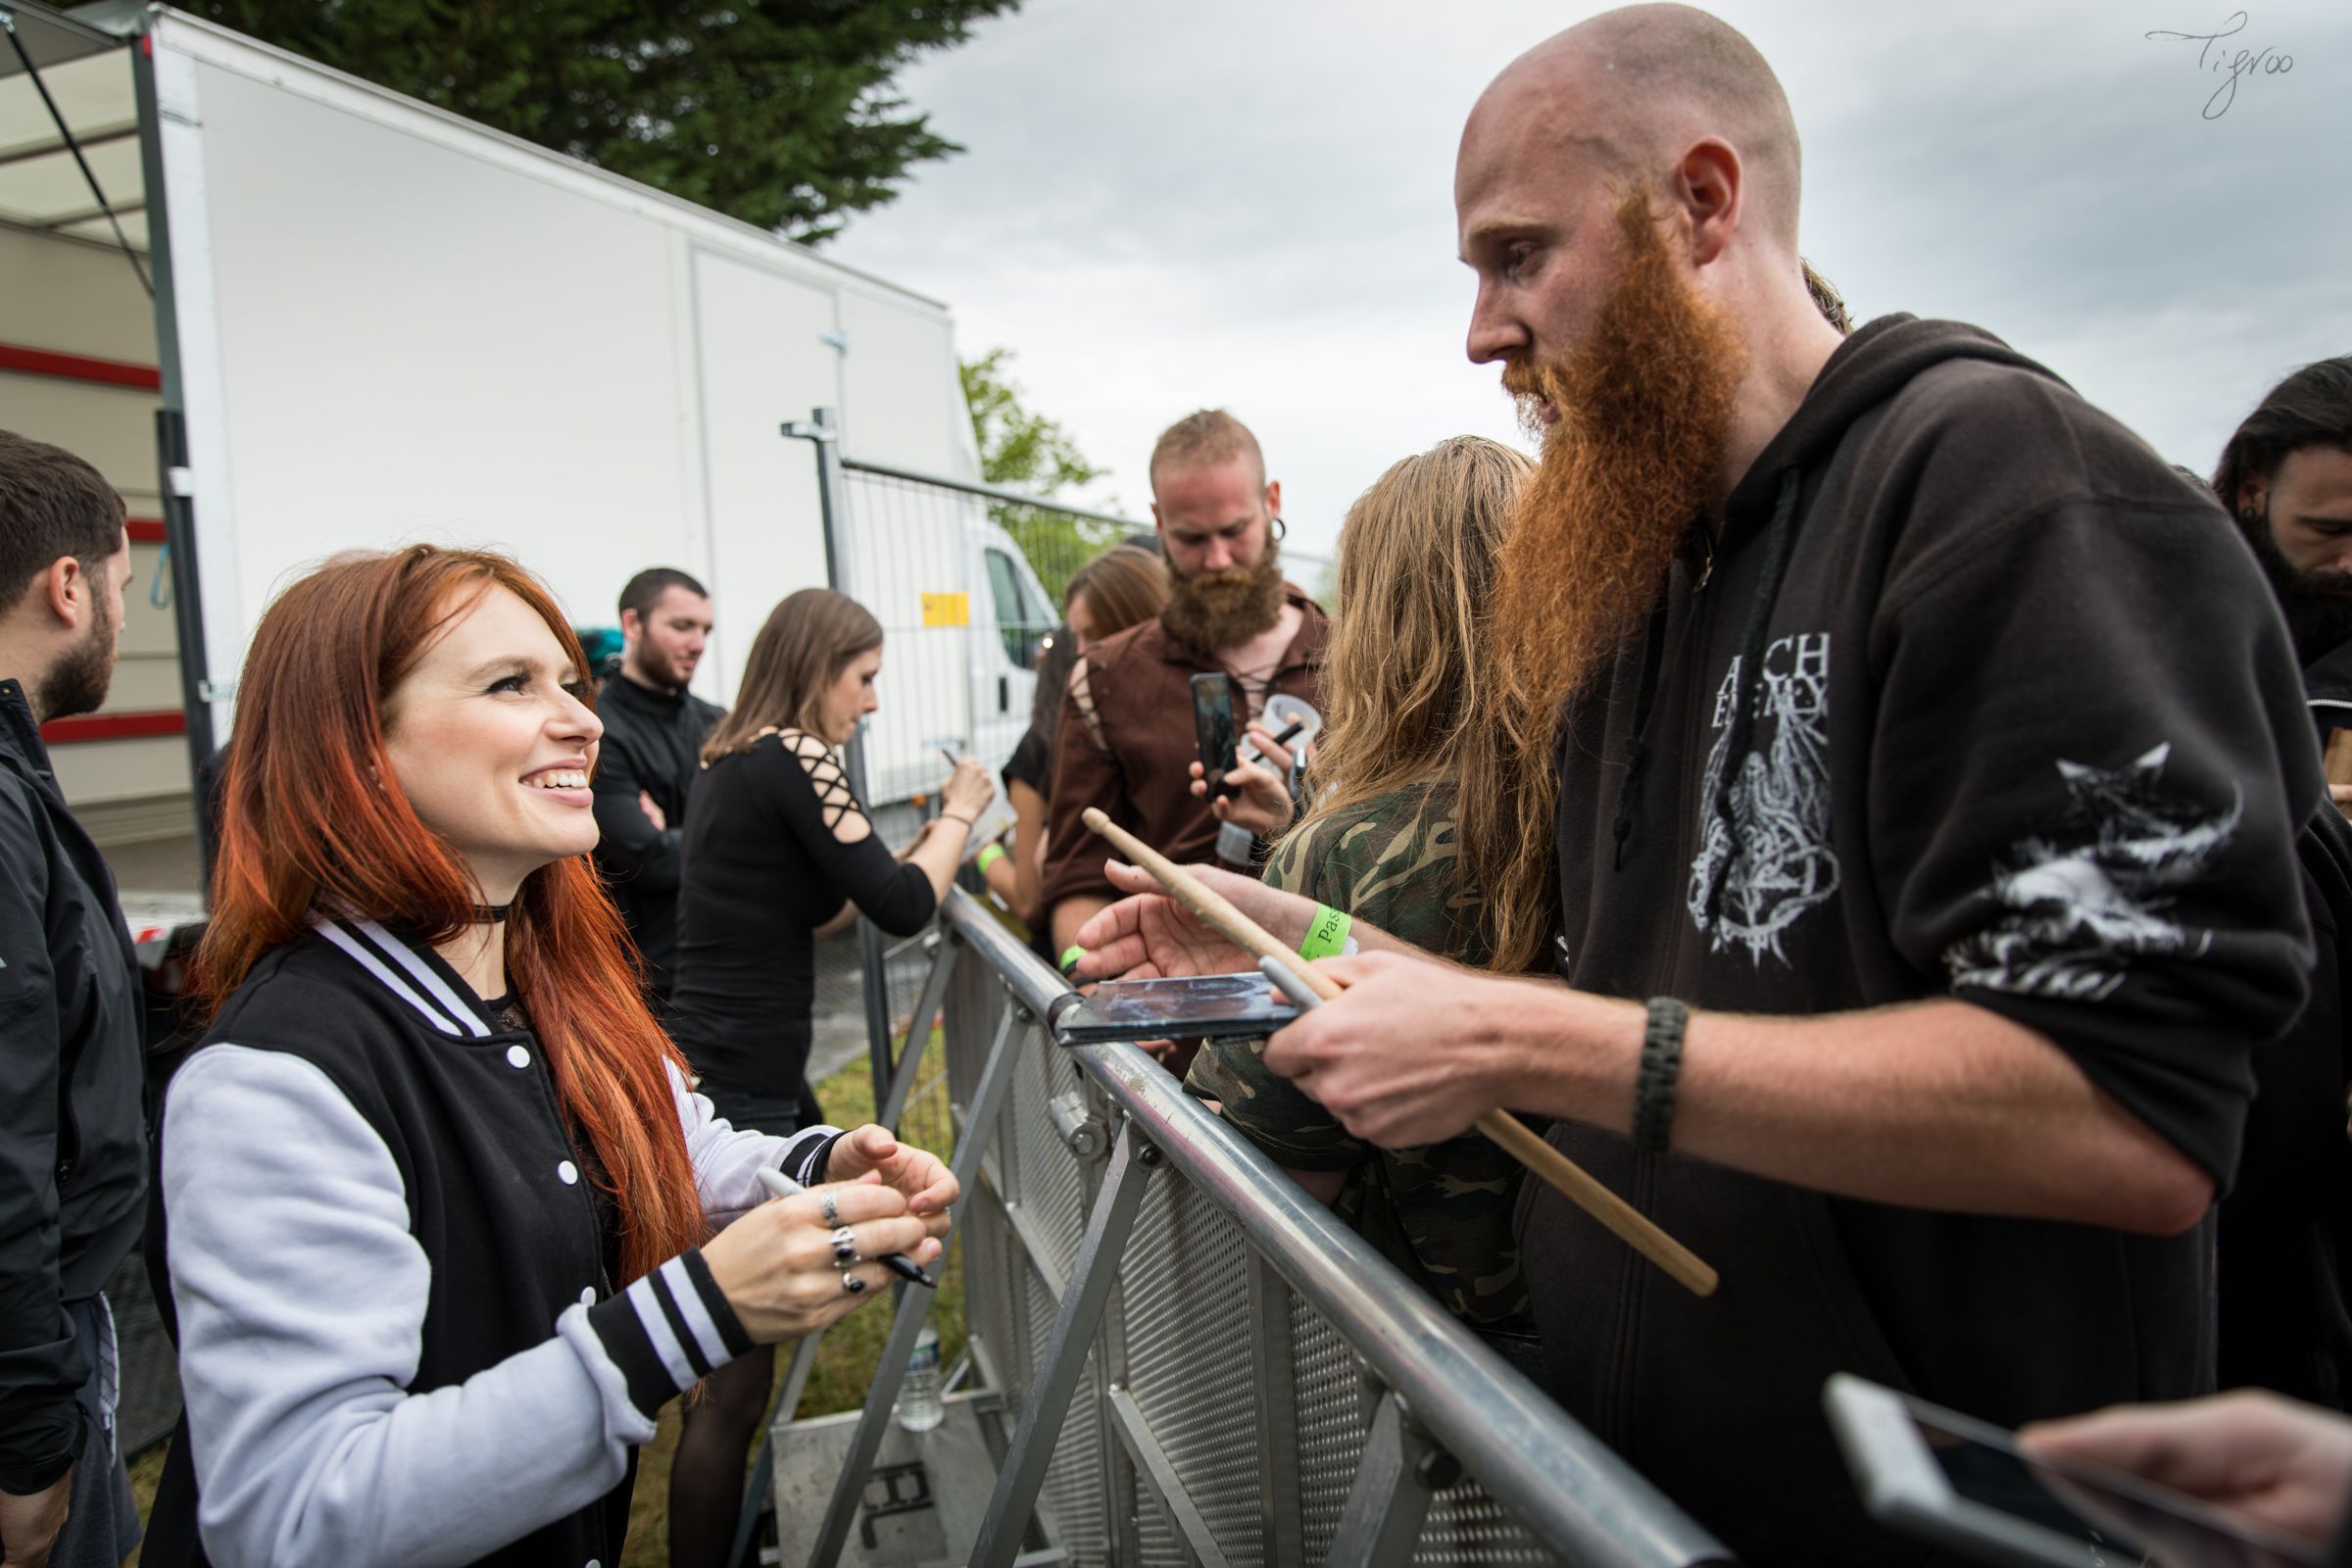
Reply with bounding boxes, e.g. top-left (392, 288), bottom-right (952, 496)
top-left (141, 547), bottom-right (958, 1568)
